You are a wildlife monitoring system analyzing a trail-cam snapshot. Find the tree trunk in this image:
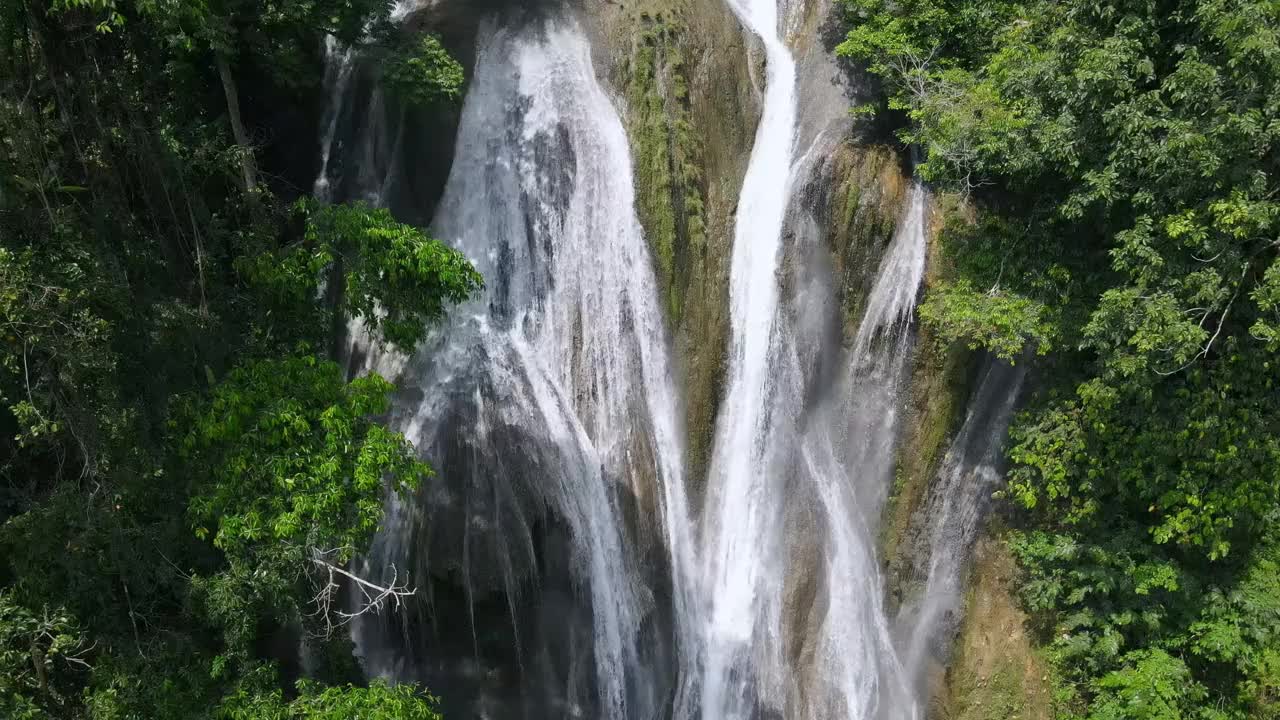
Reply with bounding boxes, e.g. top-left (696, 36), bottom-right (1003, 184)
top-left (30, 640), bottom-right (47, 696)
top-left (216, 53), bottom-right (258, 194)
top-left (327, 254), bottom-right (347, 365)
